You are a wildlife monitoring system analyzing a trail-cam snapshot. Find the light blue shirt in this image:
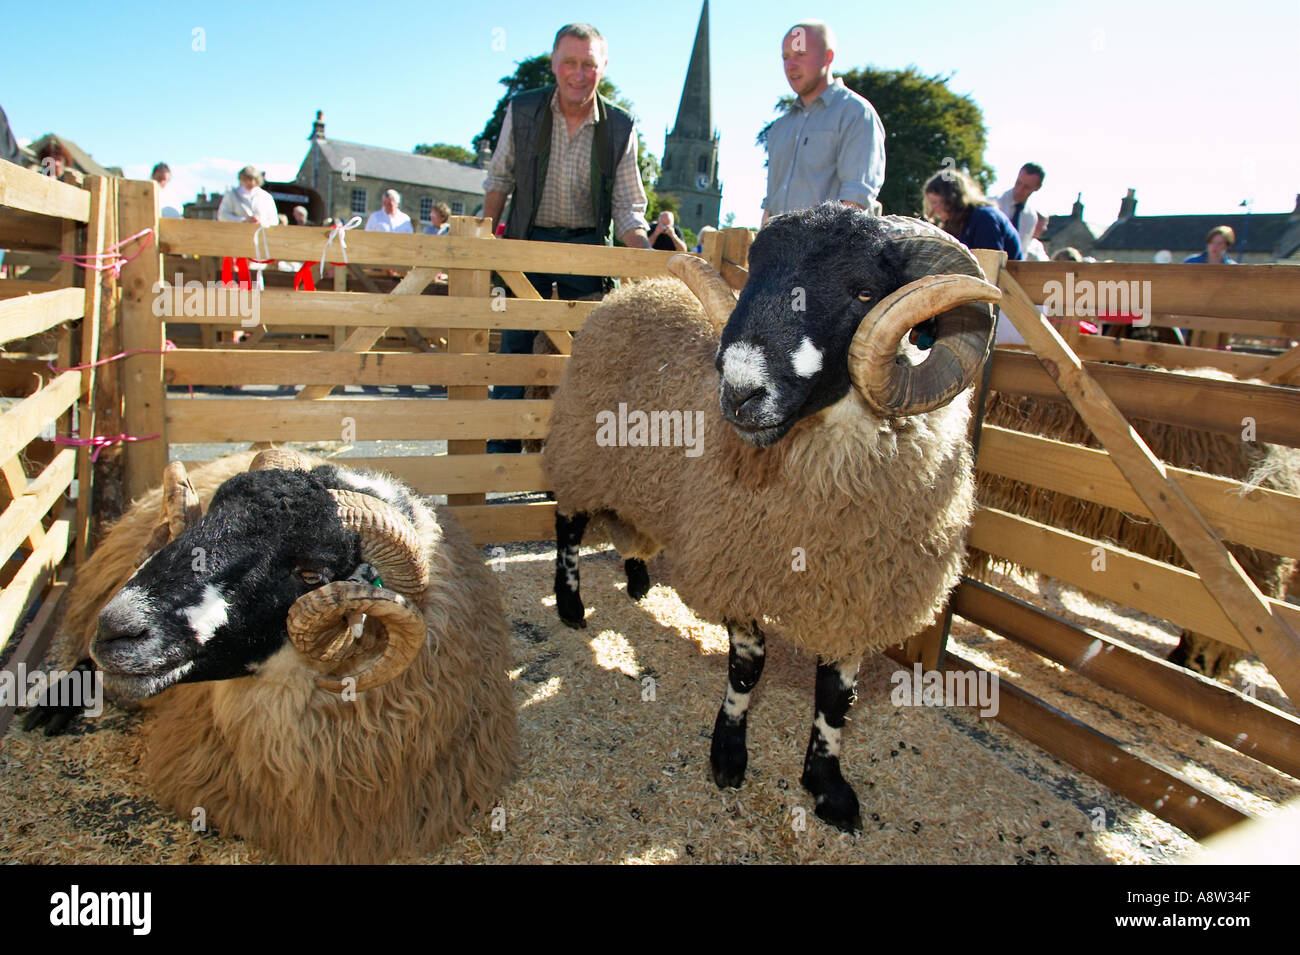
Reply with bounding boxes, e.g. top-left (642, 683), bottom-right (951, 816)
top-left (763, 78), bottom-right (886, 217)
